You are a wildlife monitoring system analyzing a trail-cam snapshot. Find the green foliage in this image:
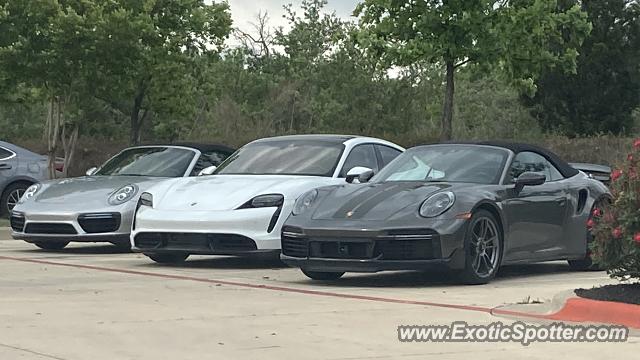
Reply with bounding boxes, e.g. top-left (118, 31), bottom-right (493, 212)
top-left (526, 0), bottom-right (640, 136)
top-left (355, 0), bottom-right (591, 139)
top-left (592, 139), bottom-right (640, 281)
